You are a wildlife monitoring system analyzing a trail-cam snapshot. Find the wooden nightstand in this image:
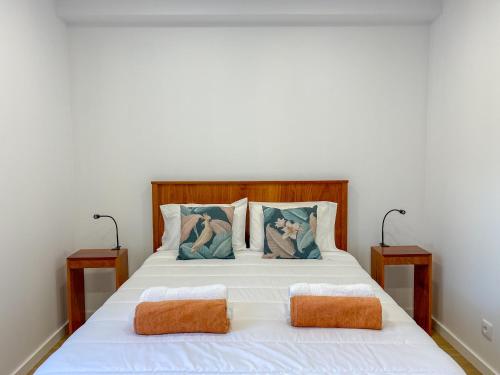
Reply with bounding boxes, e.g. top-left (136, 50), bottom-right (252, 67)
top-left (66, 249), bottom-right (128, 334)
top-left (371, 246), bottom-right (432, 334)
